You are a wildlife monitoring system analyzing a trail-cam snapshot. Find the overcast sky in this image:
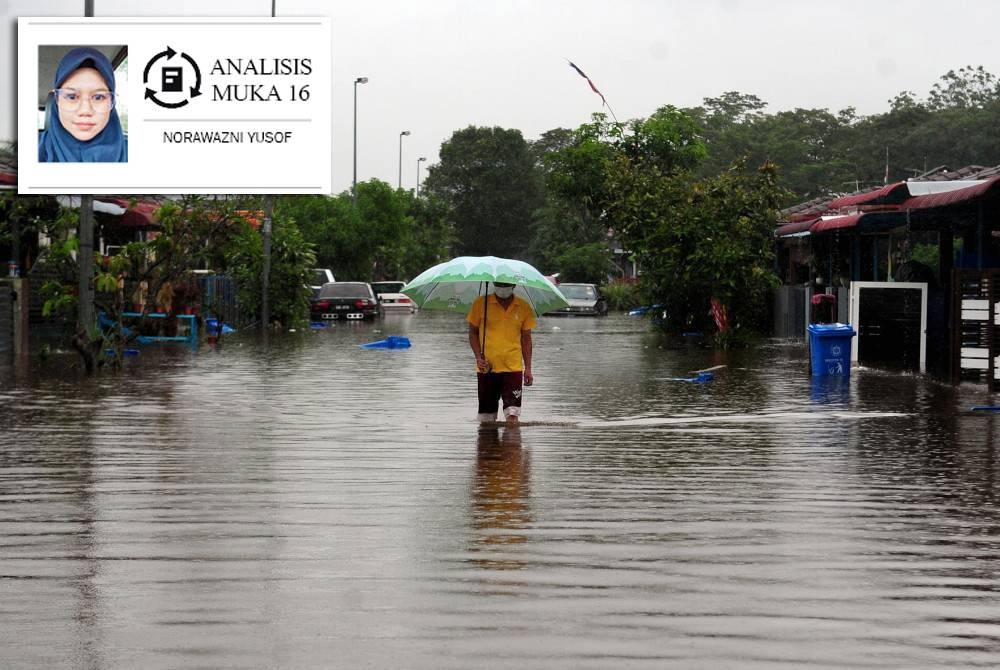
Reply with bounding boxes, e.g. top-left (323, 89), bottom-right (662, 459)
top-left (3, 0), bottom-right (999, 194)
